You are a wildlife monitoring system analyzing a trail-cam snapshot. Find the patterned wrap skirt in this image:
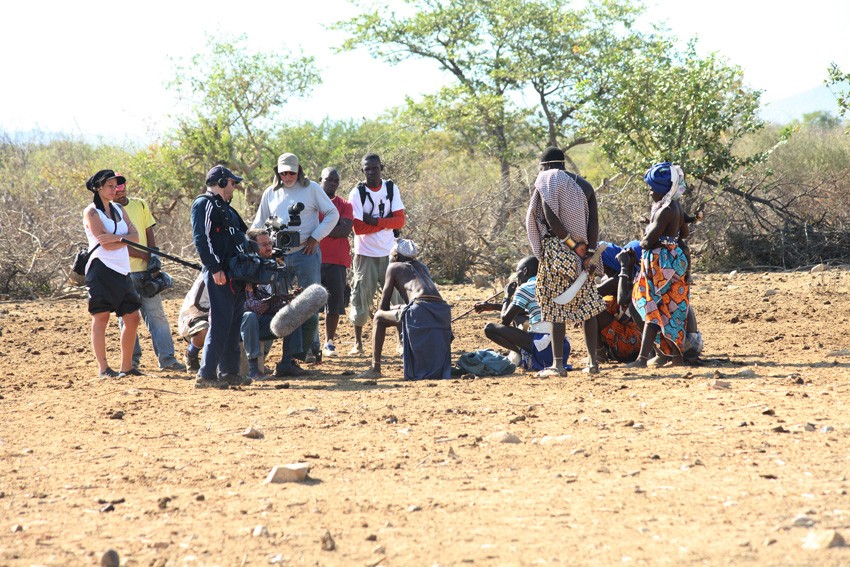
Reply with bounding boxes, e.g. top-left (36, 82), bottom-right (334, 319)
top-left (537, 236), bottom-right (606, 324)
top-left (600, 299), bottom-right (642, 362)
top-left (632, 240), bottom-right (690, 355)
